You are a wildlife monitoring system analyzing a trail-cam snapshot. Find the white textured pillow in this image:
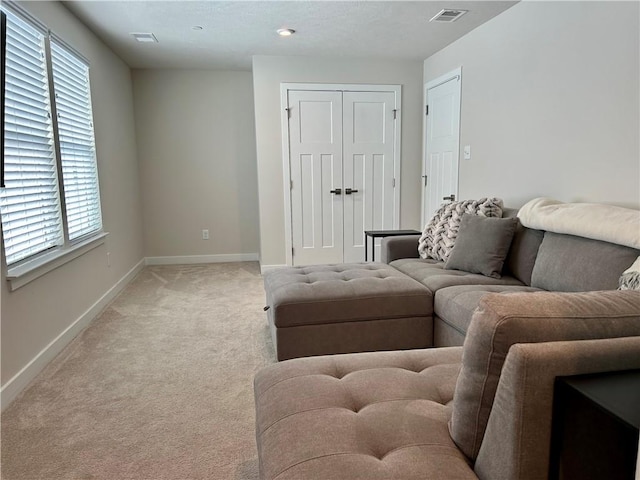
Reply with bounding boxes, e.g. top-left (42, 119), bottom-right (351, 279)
top-left (418, 198), bottom-right (504, 261)
top-left (619, 257), bottom-right (640, 290)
